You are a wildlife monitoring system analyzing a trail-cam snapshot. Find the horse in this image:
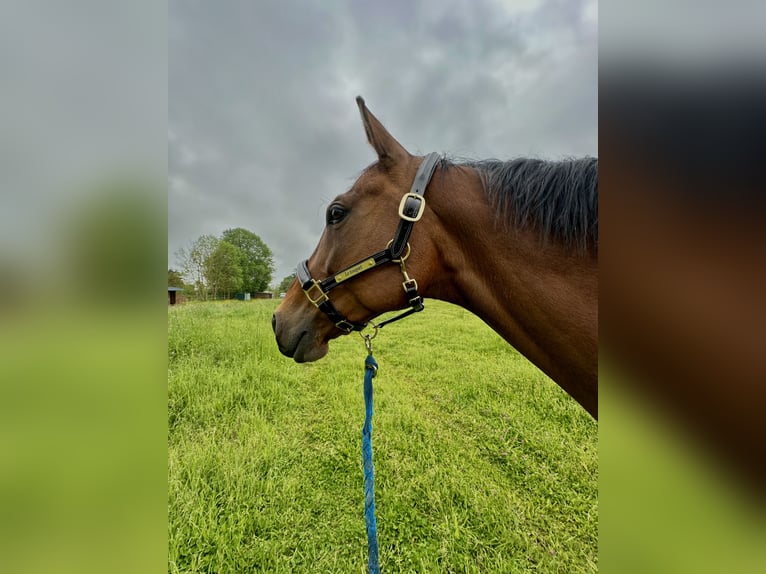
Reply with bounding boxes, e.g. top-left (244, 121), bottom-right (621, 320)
top-left (273, 97), bottom-right (598, 418)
